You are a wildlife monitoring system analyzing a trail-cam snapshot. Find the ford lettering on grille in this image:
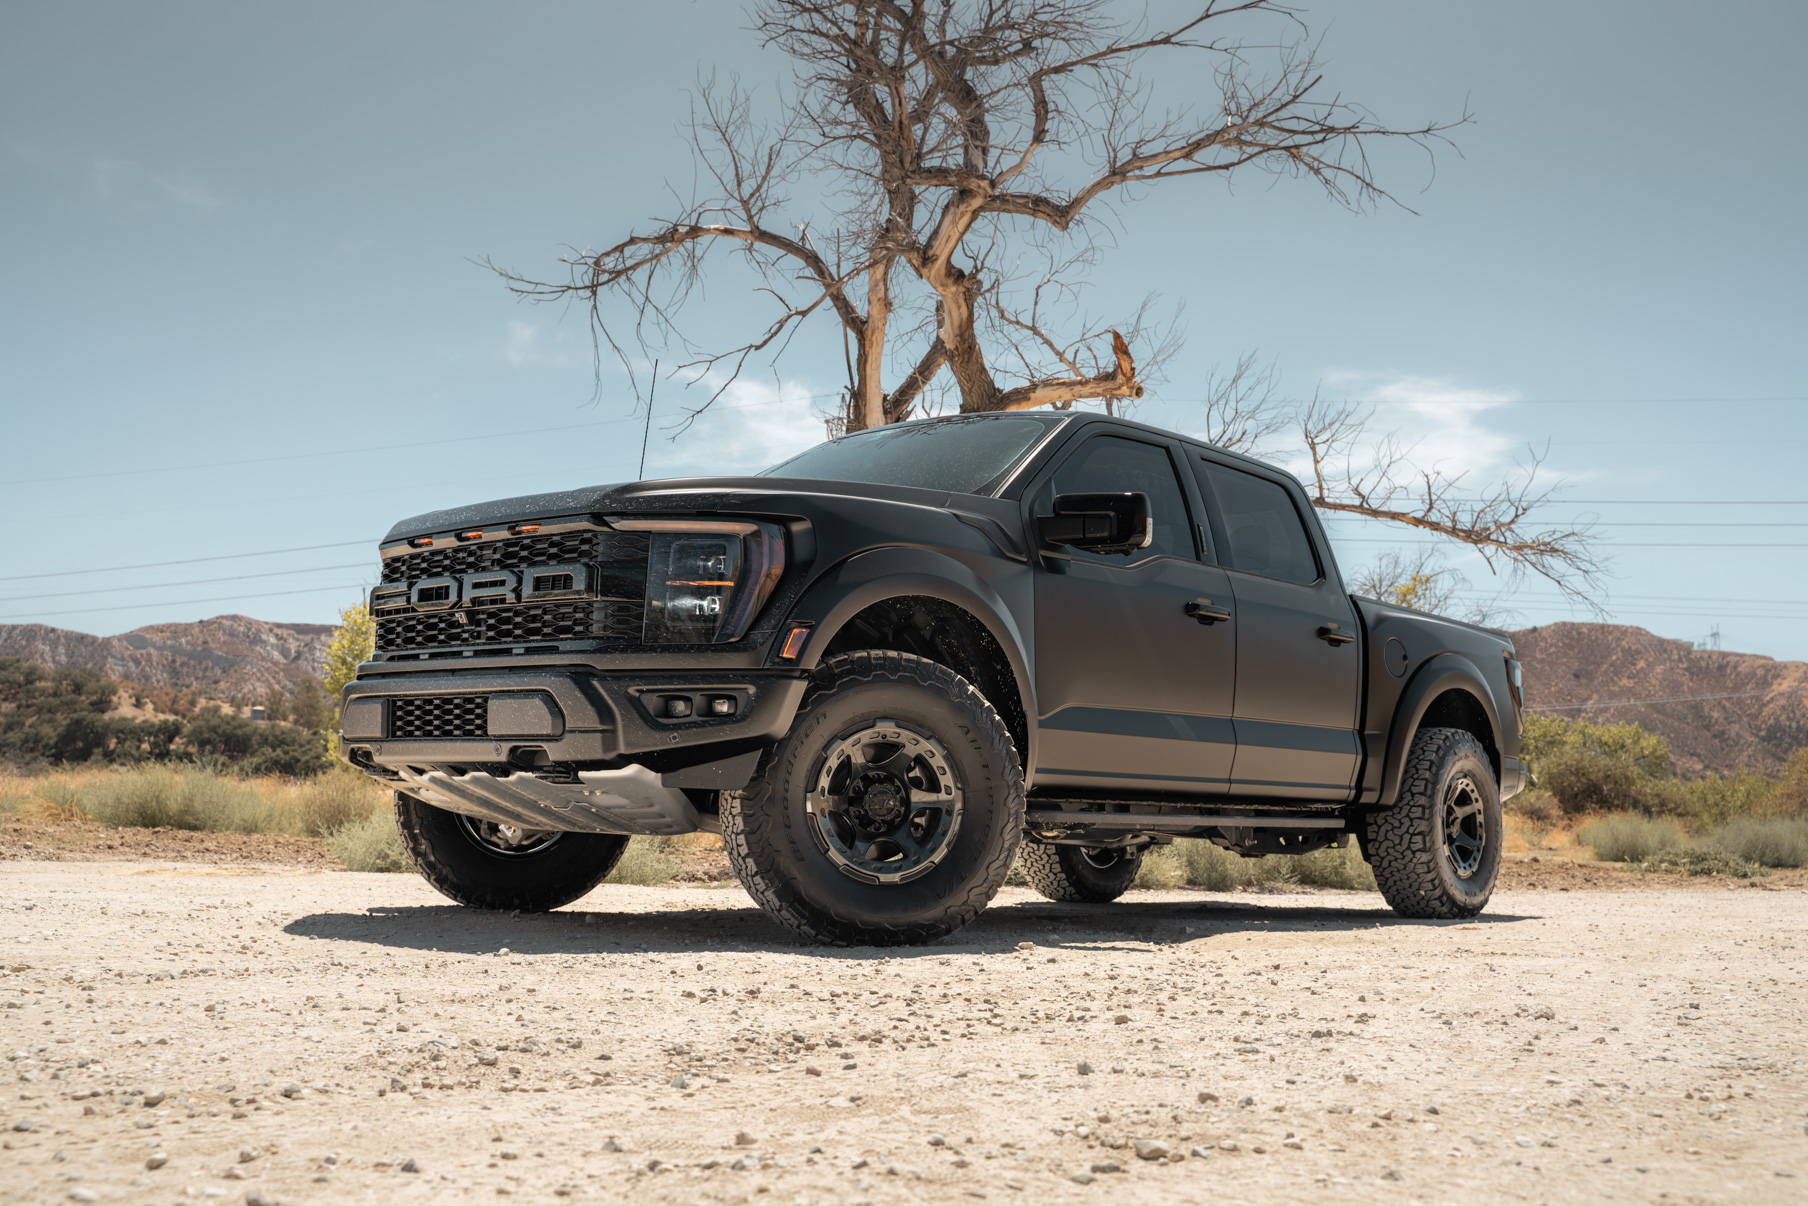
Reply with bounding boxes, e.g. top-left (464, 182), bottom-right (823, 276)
top-left (371, 561), bottom-right (598, 614)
